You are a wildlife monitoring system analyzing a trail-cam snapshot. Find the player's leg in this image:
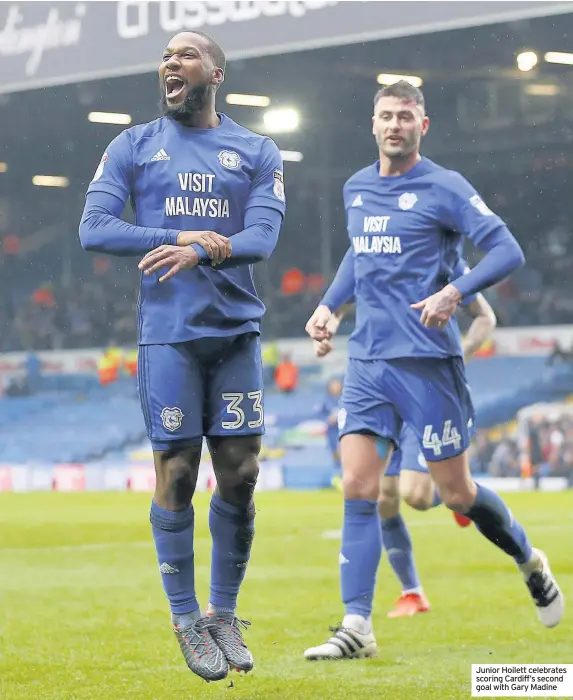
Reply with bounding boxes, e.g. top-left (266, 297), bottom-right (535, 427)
top-left (396, 357), bottom-right (564, 628)
top-left (428, 450), bottom-right (563, 626)
top-left (305, 432), bottom-right (386, 660)
top-left (380, 431), bottom-right (430, 617)
top-left (340, 433), bottom-right (389, 626)
top-left (204, 434), bottom-right (258, 672)
top-left (400, 470), bottom-right (441, 511)
top-left (397, 423), bottom-right (442, 510)
top-left (139, 343), bottom-right (227, 681)
top-left (304, 359), bottom-right (397, 660)
top-left (204, 333), bottom-right (264, 672)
